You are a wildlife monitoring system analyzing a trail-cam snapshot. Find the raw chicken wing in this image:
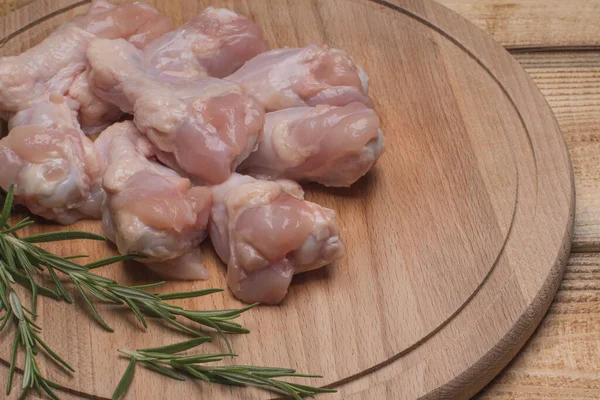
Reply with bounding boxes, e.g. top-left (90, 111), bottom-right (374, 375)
top-left (0, 95), bottom-right (105, 224)
top-left (0, 0), bottom-right (172, 125)
top-left (0, 26), bottom-right (91, 118)
top-left (68, 69), bottom-right (124, 134)
top-left (239, 103), bottom-right (385, 187)
top-left (144, 7), bottom-right (268, 78)
top-left (71, 0), bottom-right (173, 48)
top-left (87, 38), bottom-right (264, 184)
top-left (210, 174), bottom-right (344, 304)
top-left (100, 121), bottom-right (212, 280)
top-left (227, 44), bottom-right (372, 112)
top-left (70, 0), bottom-right (174, 133)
